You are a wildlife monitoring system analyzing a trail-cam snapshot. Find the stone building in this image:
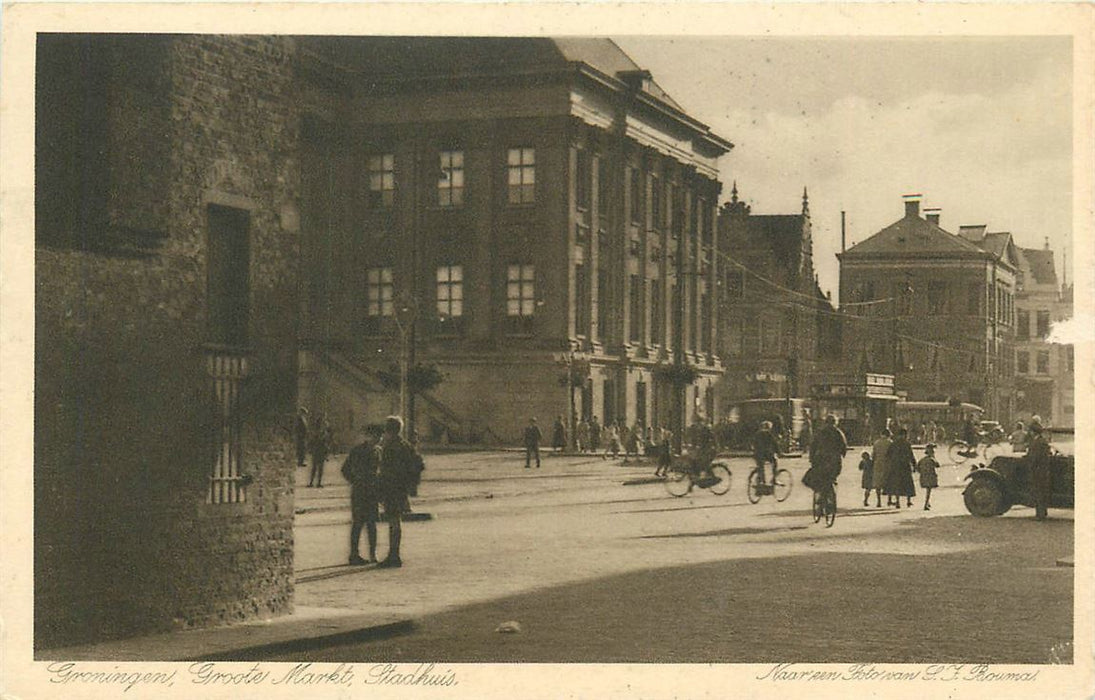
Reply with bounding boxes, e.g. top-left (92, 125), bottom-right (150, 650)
top-left (35, 35), bottom-right (300, 649)
top-left (838, 195), bottom-right (1018, 424)
top-left (715, 184), bottom-right (840, 409)
top-left (1013, 243), bottom-right (1074, 427)
top-left (296, 38), bottom-right (732, 444)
